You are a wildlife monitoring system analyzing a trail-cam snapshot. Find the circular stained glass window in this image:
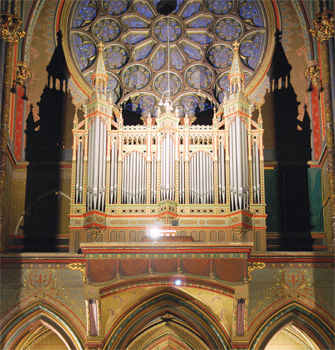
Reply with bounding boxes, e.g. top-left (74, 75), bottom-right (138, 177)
top-left (67, 0), bottom-right (269, 114)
